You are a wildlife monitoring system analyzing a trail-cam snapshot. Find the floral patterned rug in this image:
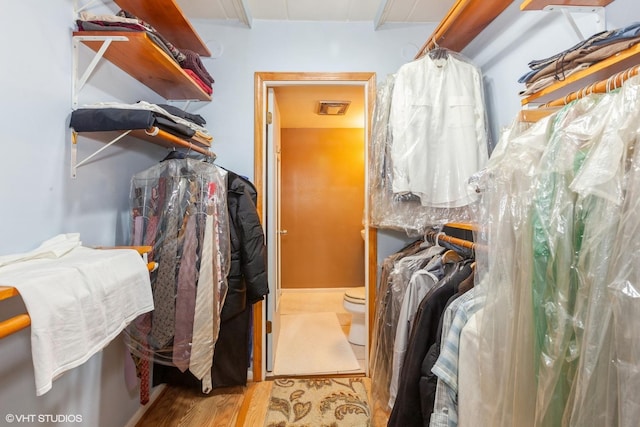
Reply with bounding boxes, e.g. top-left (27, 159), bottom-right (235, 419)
top-left (264, 377), bottom-right (371, 427)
